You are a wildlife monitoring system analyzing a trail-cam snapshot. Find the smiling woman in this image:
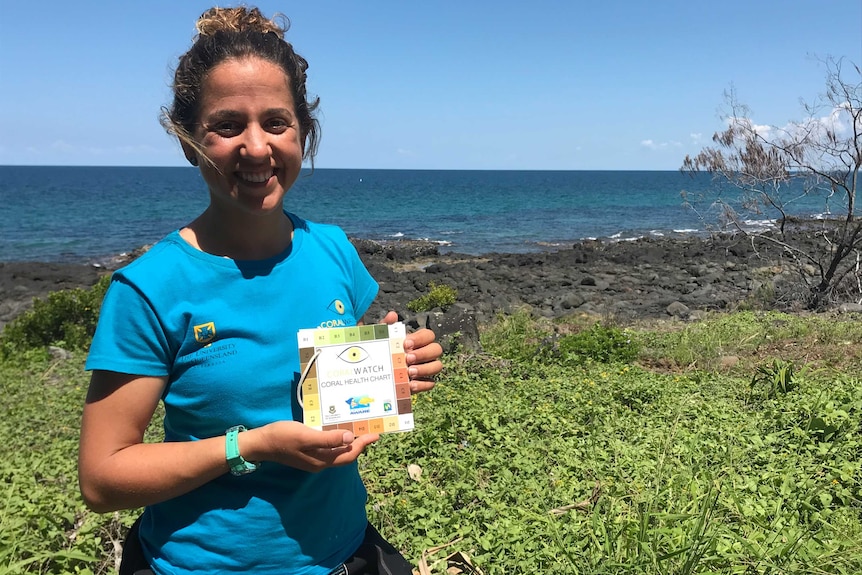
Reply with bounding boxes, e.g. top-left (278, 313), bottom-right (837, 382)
top-left (76, 6), bottom-right (442, 575)
top-left (180, 58), bottom-right (305, 259)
